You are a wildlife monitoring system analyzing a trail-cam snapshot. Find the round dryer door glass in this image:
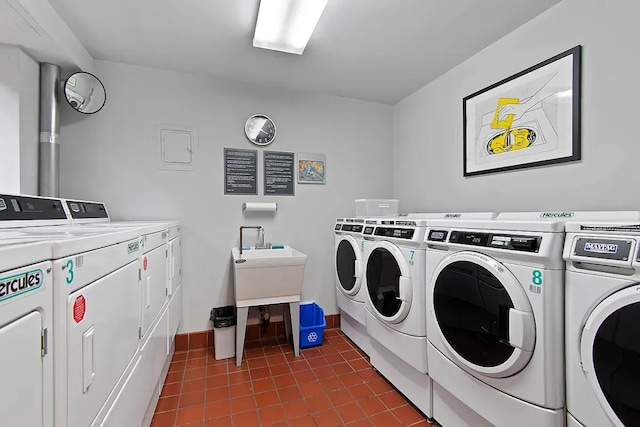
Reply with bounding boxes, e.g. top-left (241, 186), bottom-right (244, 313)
top-left (367, 246), bottom-right (402, 318)
top-left (592, 301), bottom-right (640, 425)
top-left (433, 260), bottom-right (515, 368)
top-left (336, 239), bottom-right (358, 292)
